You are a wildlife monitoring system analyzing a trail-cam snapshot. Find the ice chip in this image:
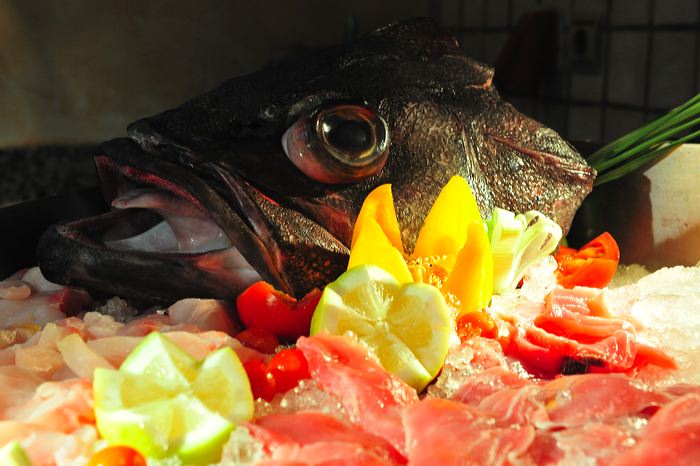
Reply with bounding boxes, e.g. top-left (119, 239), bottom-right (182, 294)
top-left (427, 344), bottom-right (477, 399)
top-left (606, 266), bottom-right (700, 385)
top-left (608, 264), bottom-right (650, 288)
top-left (520, 256), bottom-right (558, 303)
top-left (219, 426), bottom-right (268, 466)
top-left (254, 379), bottom-right (347, 421)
